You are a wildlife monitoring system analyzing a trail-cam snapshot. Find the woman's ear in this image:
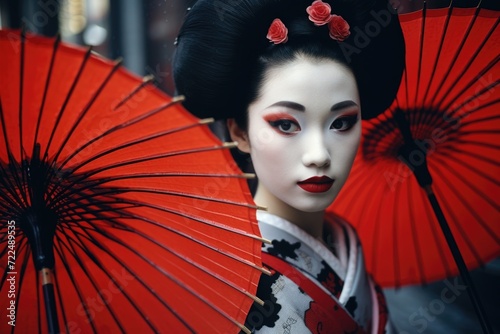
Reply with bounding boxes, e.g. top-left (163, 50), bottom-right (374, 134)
top-left (227, 119), bottom-right (250, 153)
